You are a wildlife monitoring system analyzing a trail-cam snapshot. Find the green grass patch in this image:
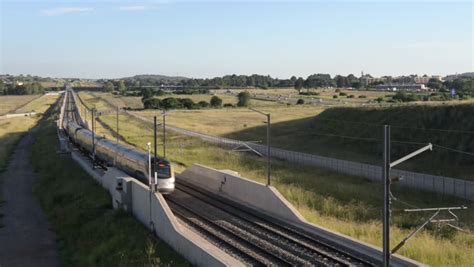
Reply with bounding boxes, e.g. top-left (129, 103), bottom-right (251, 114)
top-left (31, 120), bottom-right (188, 266)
